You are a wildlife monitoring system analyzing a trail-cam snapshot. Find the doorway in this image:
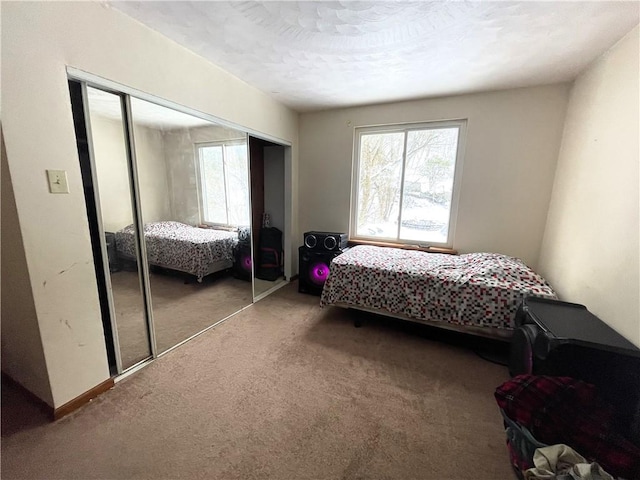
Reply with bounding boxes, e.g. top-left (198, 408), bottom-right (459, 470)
top-left (249, 136), bottom-right (288, 299)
